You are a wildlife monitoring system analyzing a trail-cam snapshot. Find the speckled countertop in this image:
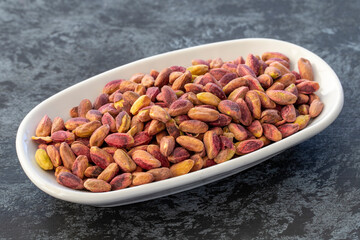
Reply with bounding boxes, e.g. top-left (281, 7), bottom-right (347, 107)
top-left (1, 0), bottom-right (360, 239)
